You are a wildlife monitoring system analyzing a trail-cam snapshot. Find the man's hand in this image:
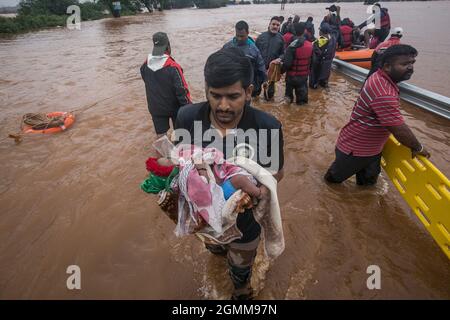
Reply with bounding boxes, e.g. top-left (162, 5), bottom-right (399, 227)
top-left (271, 58), bottom-right (282, 65)
top-left (192, 216), bottom-right (207, 233)
top-left (258, 185), bottom-right (270, 200)
top-left (387, 124), bottom-right (431, 159)
top-left (273, 168), bottom-right (284, 182)
top-left (412, 145), bottom-right (431, 159)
